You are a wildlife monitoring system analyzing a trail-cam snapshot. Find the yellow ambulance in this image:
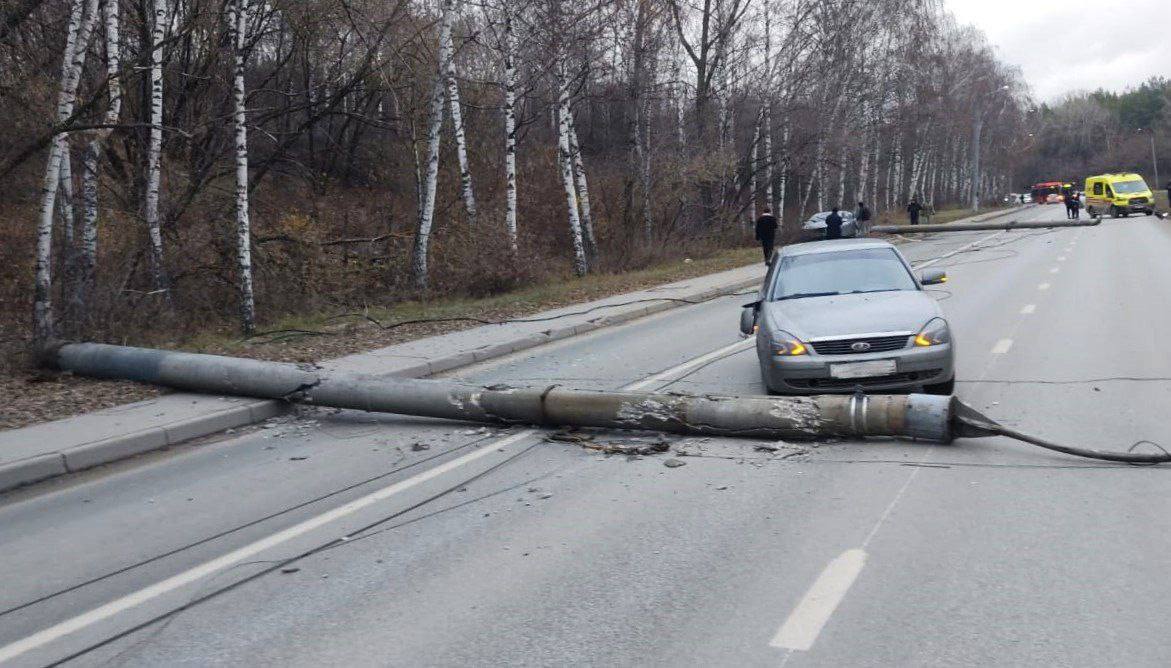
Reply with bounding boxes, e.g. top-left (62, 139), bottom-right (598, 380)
top-left (1084, 173), bottom-right (1155, 217)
